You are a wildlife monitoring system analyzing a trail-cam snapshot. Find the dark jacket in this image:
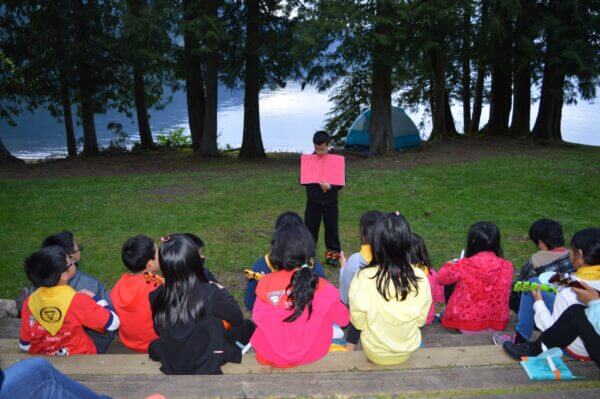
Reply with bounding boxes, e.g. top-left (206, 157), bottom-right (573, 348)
top-left (148, 283), bottom-right (243, 375)
top-left (305, 183), bottom-right (343, 204)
